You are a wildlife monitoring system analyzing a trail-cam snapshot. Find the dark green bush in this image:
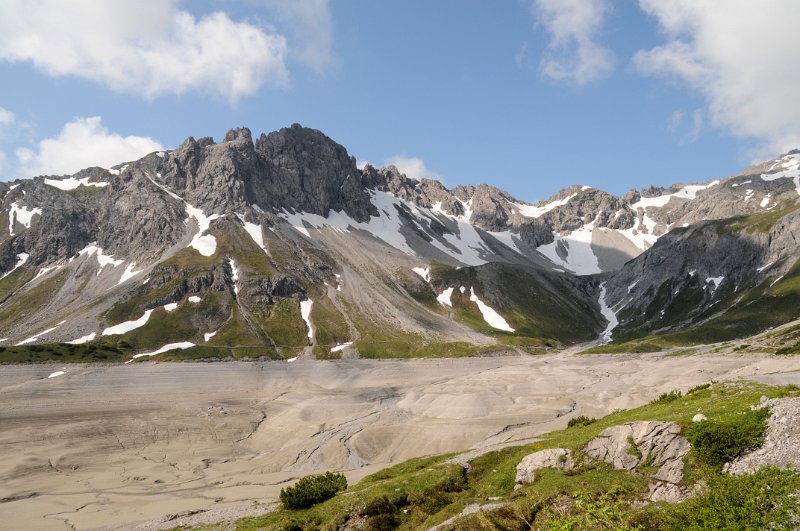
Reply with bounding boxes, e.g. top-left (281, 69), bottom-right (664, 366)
top-left (650, 390), bottom-right (682, 404)
top-left (567, 415), bottom-right (597, 428)
top-left (655, 467), bottom-right (800, 530)
top-left (687, 383), bottom-right (711, 395)
top-left (361, 494), bottom-right (408, 517)
top-left (408, 488), bottom-right (451, 515)
top-left (279, 471), bottom-right (347, 510)
top-left (436, 467), bottom-right (468, 492)
top-left (685, 407), bottom-right (770, 468)
top-left (364, 513), bottom-right (399, 531)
